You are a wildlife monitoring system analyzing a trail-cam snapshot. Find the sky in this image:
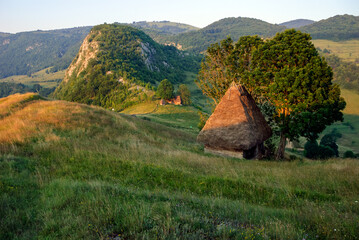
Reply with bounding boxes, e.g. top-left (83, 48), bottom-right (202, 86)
top-left (0, 0), bottom-right (358, 33)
